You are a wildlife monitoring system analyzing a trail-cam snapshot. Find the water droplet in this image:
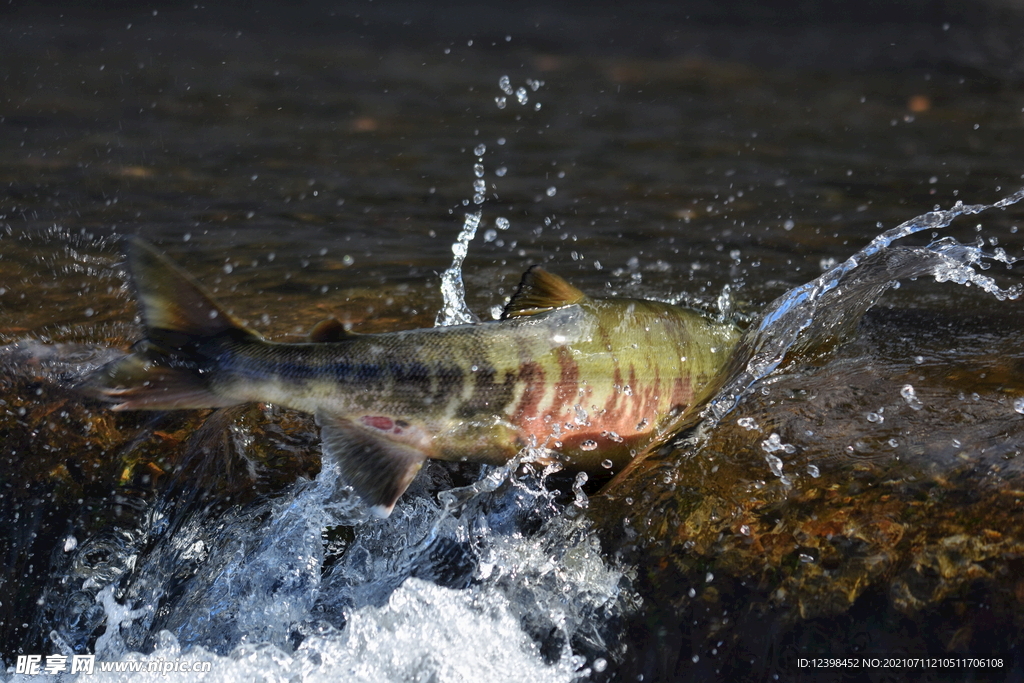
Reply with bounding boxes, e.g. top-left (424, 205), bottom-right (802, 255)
top-left (546, 186), bottom-right (557, 197)
top-left (865, 411), bottom-right (883, 423)
top-left (495, 217), bottom-right (510, 230)
top-left (515, 86), bottom-right (528, 105)
top-left (705, 572), bottom-right (714, 583)
top-left (806, 463), bottom-right (820, 478)
top-left (901, 384), bottom-right (923, 410)
top-left (572, 471), bottom-right (589, 508)
top-left (692, 655), bottom-right (700, 664)
top-left (498, 75), bottom-right (513, 95)
top-left (473, 163), bottom-right (485, 178)
top-left (764, 453), bottom-right (784, 478)
top-left (473, 143), bottom-right (486, 156)
top-left (574, 405), bottom-right (590, 425)
top-left (739, 524), bottom-right (750, 536)
top-left (761, 433), bottom-right (795, 454)
top-left (84, 308), bottom-right (94, 317)
top-left (494, 96), bottom-right (506, 109)
top-left (600, 457), bottom-right (612, 467)
top-left (495, 166), bottom-right (507, 177)
top-left (783, 219), bottom-right (795, 231)
top-left (483, 229), bottom-right (497, 243)
top-left (593, 659), bottom-right (608, 673)
top-left (1014, 397), bottom-right (1024, 415)
top-left (737, 417), bottom-right (759, 431)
